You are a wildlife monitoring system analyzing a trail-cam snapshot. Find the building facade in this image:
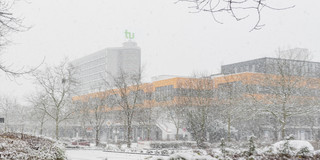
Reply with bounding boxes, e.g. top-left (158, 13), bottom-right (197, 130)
top-left (72, 41), bottom-right (141, 95)
top-left (72, 48), bottom-right (320, 142)
top-left (215, 50), bottom-right (320, 141)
